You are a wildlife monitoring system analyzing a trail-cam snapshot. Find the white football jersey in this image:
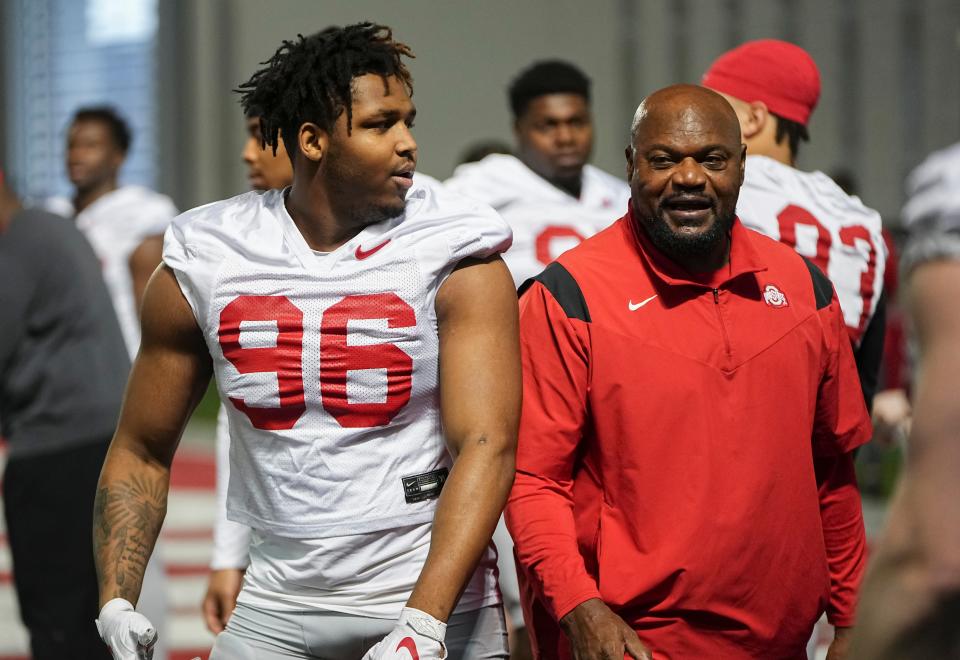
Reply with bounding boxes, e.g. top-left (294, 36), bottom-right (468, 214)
top-left (445, 153), bottom-right (629, 286)
top-left (163, 182), bottom-right (511, 539)
top-left (737, 156), bottom-right (886, 346)
top-left (206, 172), bottom-right (449, 571)
top-left (902, 141), bottom-right (960, 230)
top-left (45, 185), bottom-right (178, 358)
